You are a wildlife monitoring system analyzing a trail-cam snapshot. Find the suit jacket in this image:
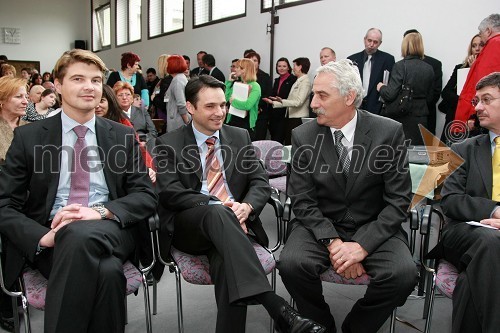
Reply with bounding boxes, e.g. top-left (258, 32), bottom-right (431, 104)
top-left (155, 123), bottom-right (271, 258)
top-left (289, 110), bottom-right (411, 254)
top-left (208, 66), bottom-right (226, 83)
top-left (348, 50), bottom-right (395, 114)
top-left (129, 105), bottom-right (157, 151)
top-left (0, 114), bottom-right (157, 287)
top-left (440, 134), bottom-right (496, 222)
top-left (422, 55), bottom-right (443, 133)
top-left (257, 69), bottom-right (273, 119)
top-left (190, 67), bottom-right (208, 77)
